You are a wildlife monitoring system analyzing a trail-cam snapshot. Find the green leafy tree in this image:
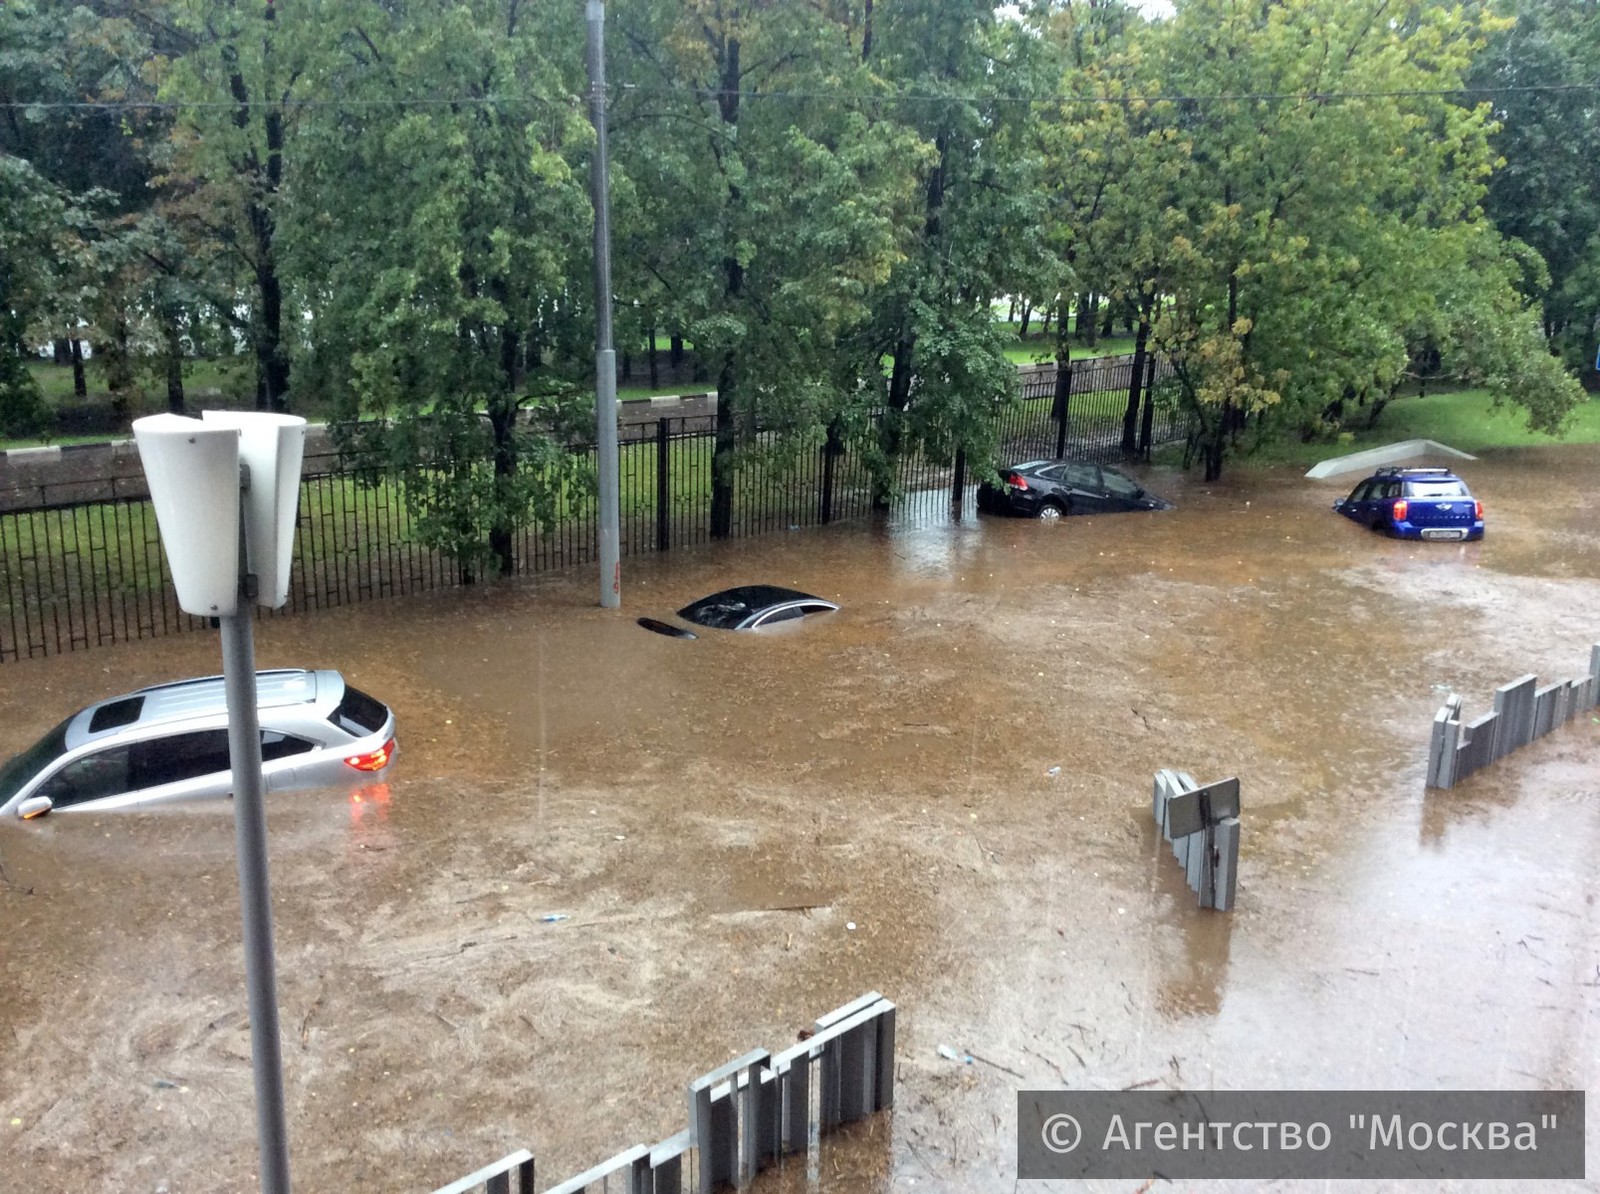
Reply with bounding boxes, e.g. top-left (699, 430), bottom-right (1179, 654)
top-left (1470, 0), bottom-right (1600, 382)
top-left (0, 0), bottom-right (172, 427)
top-left (849, 0), bottom-right (1048, 501)
top-left (609, 0), bottom-right (930, 537)
top-left (1146, 0), bottom-right (1584, 479)
top-left (161, 0), bottom-right (315, 412)
top-left (0, 158), bottom-right (60, 436)
top-left (1032, 0), bottom-right (1183, 459)
top-left (288, 0), bottom-right (595, 580)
